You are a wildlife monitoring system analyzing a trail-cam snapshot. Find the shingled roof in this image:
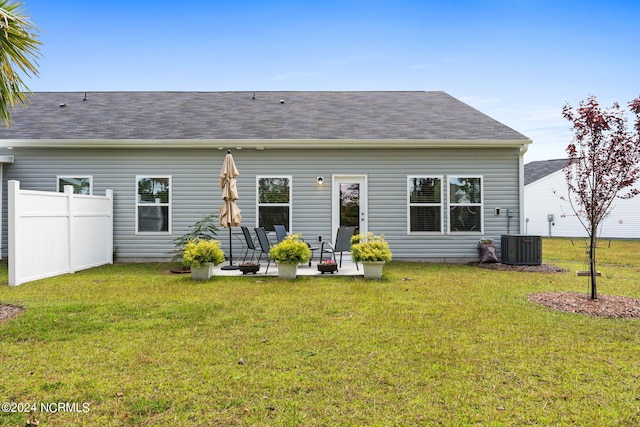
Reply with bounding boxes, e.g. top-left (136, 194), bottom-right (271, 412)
top-left (524, 159), bottom-right (568, 186)
top-left (0, 91), bottom-right (530, 145)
